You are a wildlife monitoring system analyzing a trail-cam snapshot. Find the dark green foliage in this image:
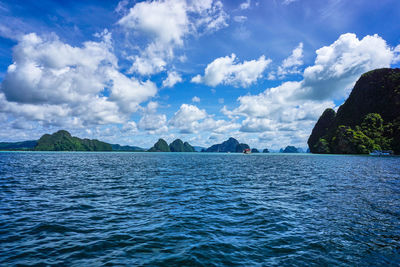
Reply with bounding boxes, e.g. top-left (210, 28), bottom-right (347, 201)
top-left (35, 130), bottom-right (112, 151)
top-left (262, 148), bottom-right (269, 153)
top-left (148, 138), bottom-right (170, 152)
top-left (308, 108), bottom-right (336, 153)
top-left (169, 139), bottom-right (185, 152)
top-left (236, 143), bottom-right (250, 153)
top-left (183, 142), bottom-right (195, 152)
top-left (0, 140), bottom-right (37, 150)
top-left (111, 144), bottom-right (144, 151)
top-left (206, 137), bottom-right (239, 152)
top-left (389, 119), bottom-right (400, 154)
top-left (309, 68), bottom-right (400, 154)
top-left (251, 148), bottom-right (259, 153)
top-left (282, 146), bottom-right (299, 153)
top-left (330, 126), bottom-right (379, 154)
top-left (313, 138), bottom-right (330, 154)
